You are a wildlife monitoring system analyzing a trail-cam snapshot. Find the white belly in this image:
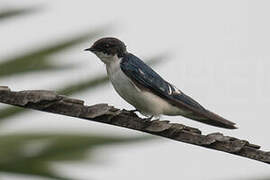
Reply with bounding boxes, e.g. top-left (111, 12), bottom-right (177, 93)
top-left (106, 58), bottom-right (183, 116)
